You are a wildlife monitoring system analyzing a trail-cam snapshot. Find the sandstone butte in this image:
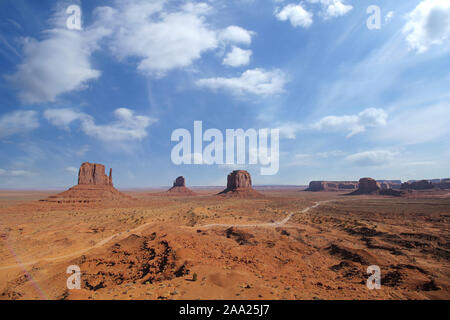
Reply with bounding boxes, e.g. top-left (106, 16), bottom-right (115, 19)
top-left (167, 176), bottom-right (195, 195)
top-left (348, 177), bottom-right (403, 197)
top-left (218, 170), bottom-right (263, 198)
top-left (42, 162), bottom-right (133, 203)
